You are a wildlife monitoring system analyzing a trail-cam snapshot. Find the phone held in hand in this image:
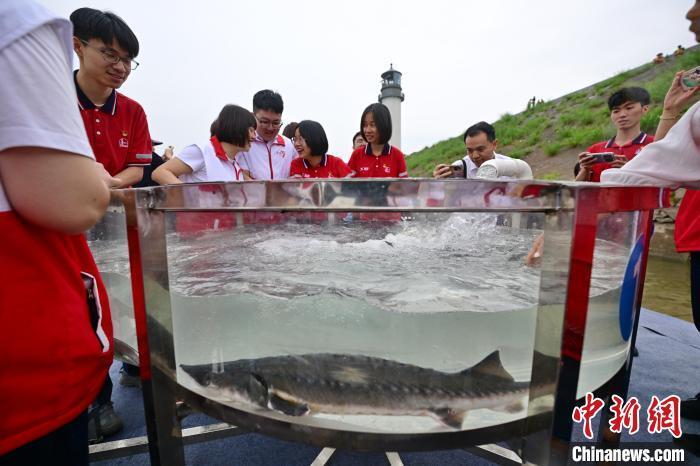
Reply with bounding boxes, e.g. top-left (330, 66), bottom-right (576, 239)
top-left (451, 160), bottom-right (465, 178)
top-left (681, 65), bottom-right (700, 90)
top-left (590, 152), bottom-right (616, 163)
